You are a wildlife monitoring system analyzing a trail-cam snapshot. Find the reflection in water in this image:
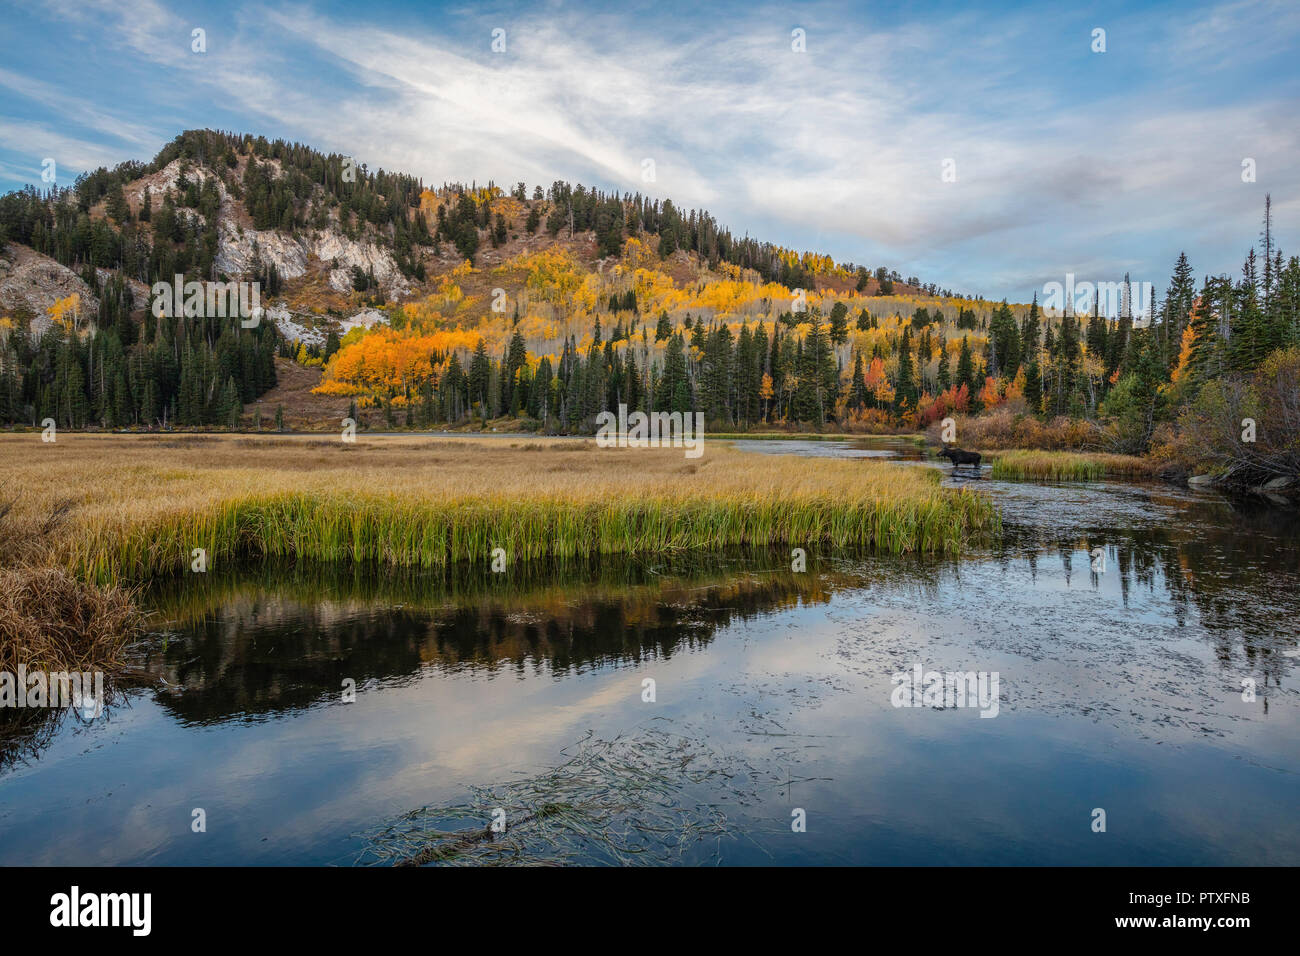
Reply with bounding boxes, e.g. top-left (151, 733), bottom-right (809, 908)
top-left (1, 439), bottom-right (1296, 866)
top-left (131, 551), bottom-right (940, 726)
top-left (0, 681), bottom-right (135, 774)
top-left (994, 482), bottom-right (1299, 694)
